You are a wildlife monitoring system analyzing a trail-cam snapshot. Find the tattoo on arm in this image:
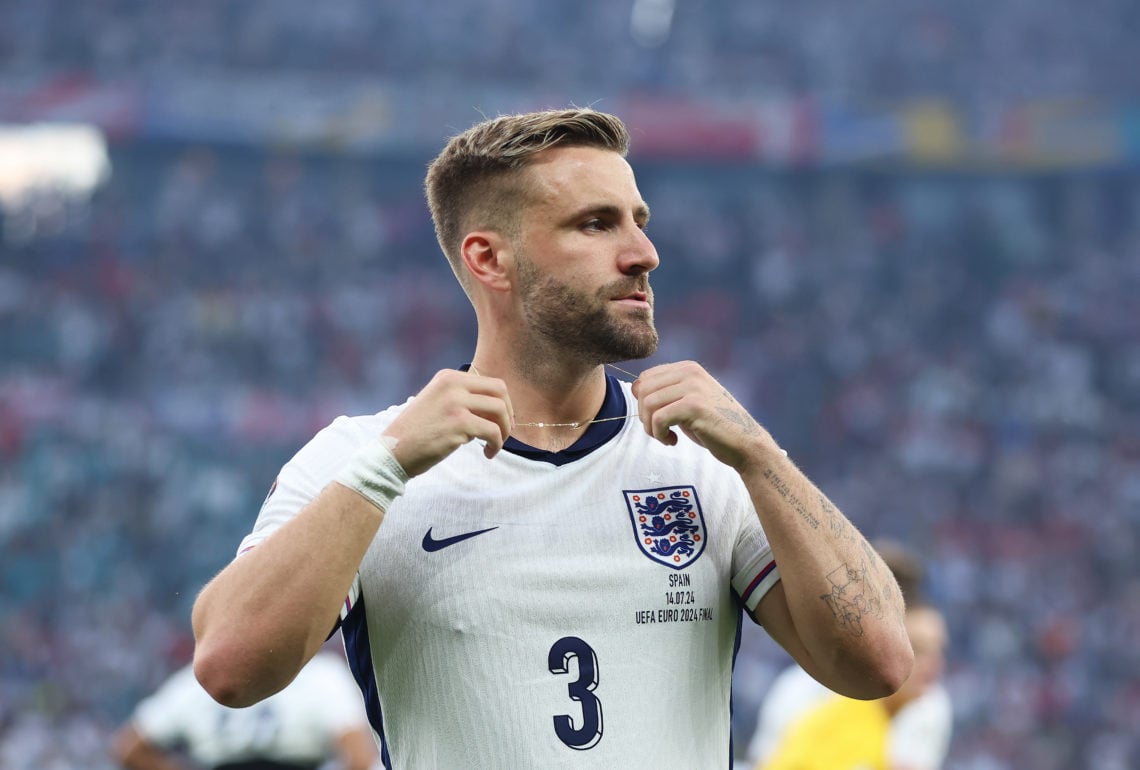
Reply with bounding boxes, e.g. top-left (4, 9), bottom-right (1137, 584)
top-left (881, 576), bottom-right (908, 633)
top-left (861, 539), bottom-right (877, 564)
top-left (819, 558), bottom-right (885, 637)
top-left (820, 494), bottom-right (851, 540)
top-left (862, 541), bottom-right (905, 607)
top-left (762, 473), bottom-right (903, 635)
top-left (762, 467), bottom-right (820, 529)
top-left (715, 406), bottom-right (761, 436)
